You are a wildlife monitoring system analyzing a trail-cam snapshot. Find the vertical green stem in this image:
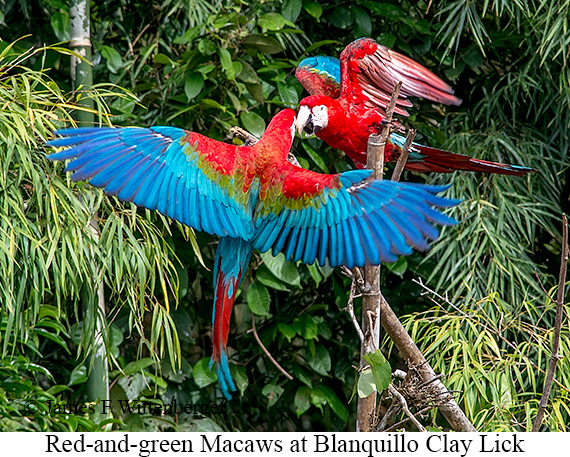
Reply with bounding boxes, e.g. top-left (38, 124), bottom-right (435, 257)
top-left (70, 0), bottom-right (94, 126)
top-left (69, 0), bottom-right (110, 418)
